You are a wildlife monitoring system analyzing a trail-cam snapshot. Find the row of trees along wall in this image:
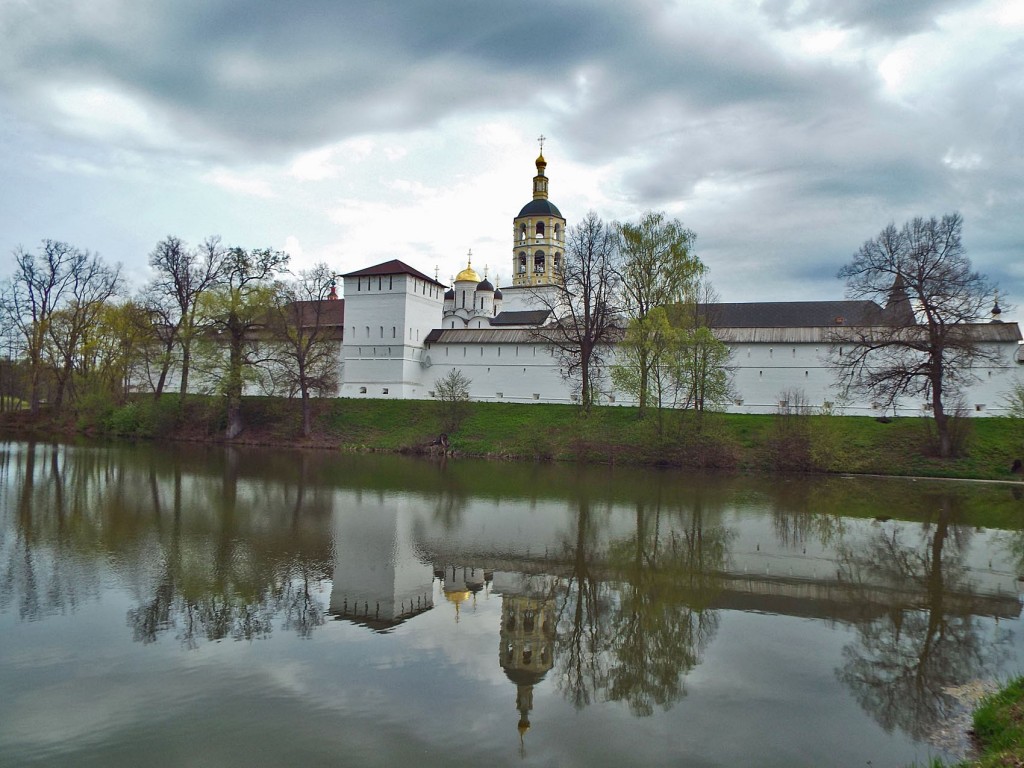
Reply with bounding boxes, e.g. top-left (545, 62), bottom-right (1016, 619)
top-left (0, 237), bottom-right (341, 438)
